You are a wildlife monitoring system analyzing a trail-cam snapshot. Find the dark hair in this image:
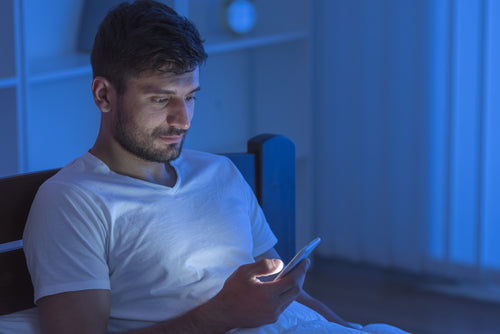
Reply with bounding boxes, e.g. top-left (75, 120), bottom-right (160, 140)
top-left (91, 0), bottom-right (207, 94)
